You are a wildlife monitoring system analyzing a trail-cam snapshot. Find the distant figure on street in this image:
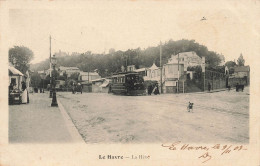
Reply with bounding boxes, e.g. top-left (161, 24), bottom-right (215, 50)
top-left (148, 85), bottom-right (153, 95)
top-left (77, 83), bottom-right (82, 94)
top-left (153, 83), bottom-right (160, 95)
top-left (108, 84), bottom-right (112, 93)
top-left (208, 82), bottom-right (211, 92)
top-left (21, 81), bottom-right (28, 104)
top-left (227, 85), bottom-right (231, 91)
top-left (72, 82), bottom-right (75, 94)
top-left (236, 83), bottom-right (239, 92)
